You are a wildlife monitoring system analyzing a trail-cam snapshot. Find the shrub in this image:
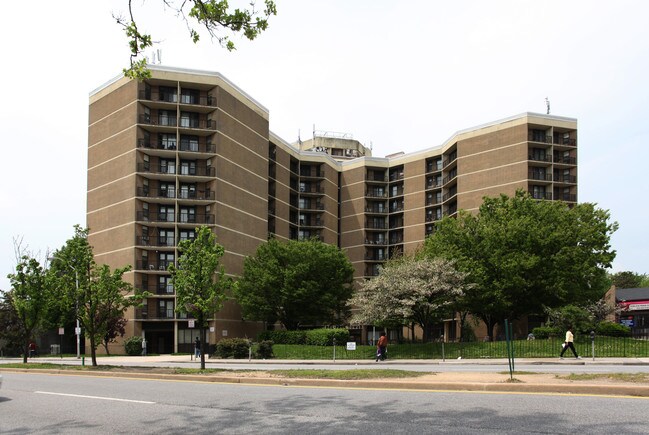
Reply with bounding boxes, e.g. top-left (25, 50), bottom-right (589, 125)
top-left (216, 338), bottom-right (250, 359)
top-left (124, 336), bottom-right (143, 356)
top-left (255, 340), bottom-right (274, 359)
top-left (596, 321), bottom-right (631, 337)
top-left (531, 326), bottom-right (561, 339)
top-left (305, 328), bottom-right (350, 346)
top-left (257, 330), bottom-right (306, 344)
